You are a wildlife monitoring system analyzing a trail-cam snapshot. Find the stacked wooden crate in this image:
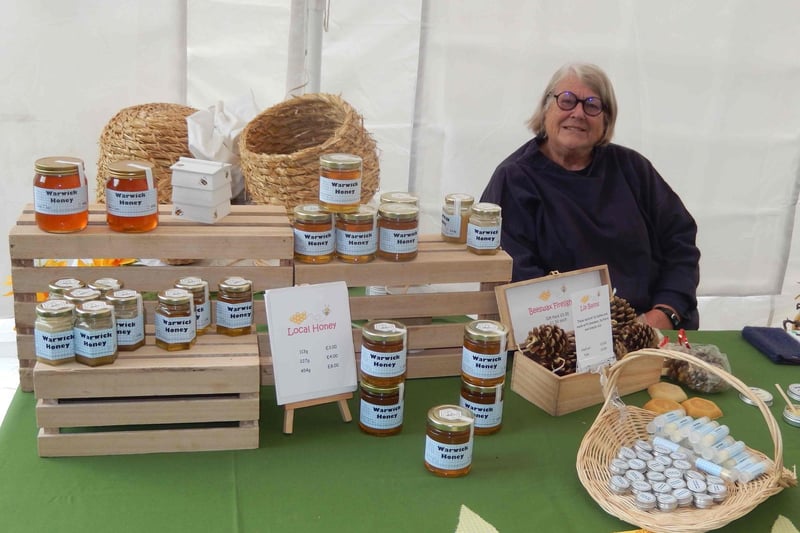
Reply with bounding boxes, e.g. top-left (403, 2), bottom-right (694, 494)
top-left (9, 204), bottom-right (293, 455)
top-left (259, 236), bottom-right (513, 385)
